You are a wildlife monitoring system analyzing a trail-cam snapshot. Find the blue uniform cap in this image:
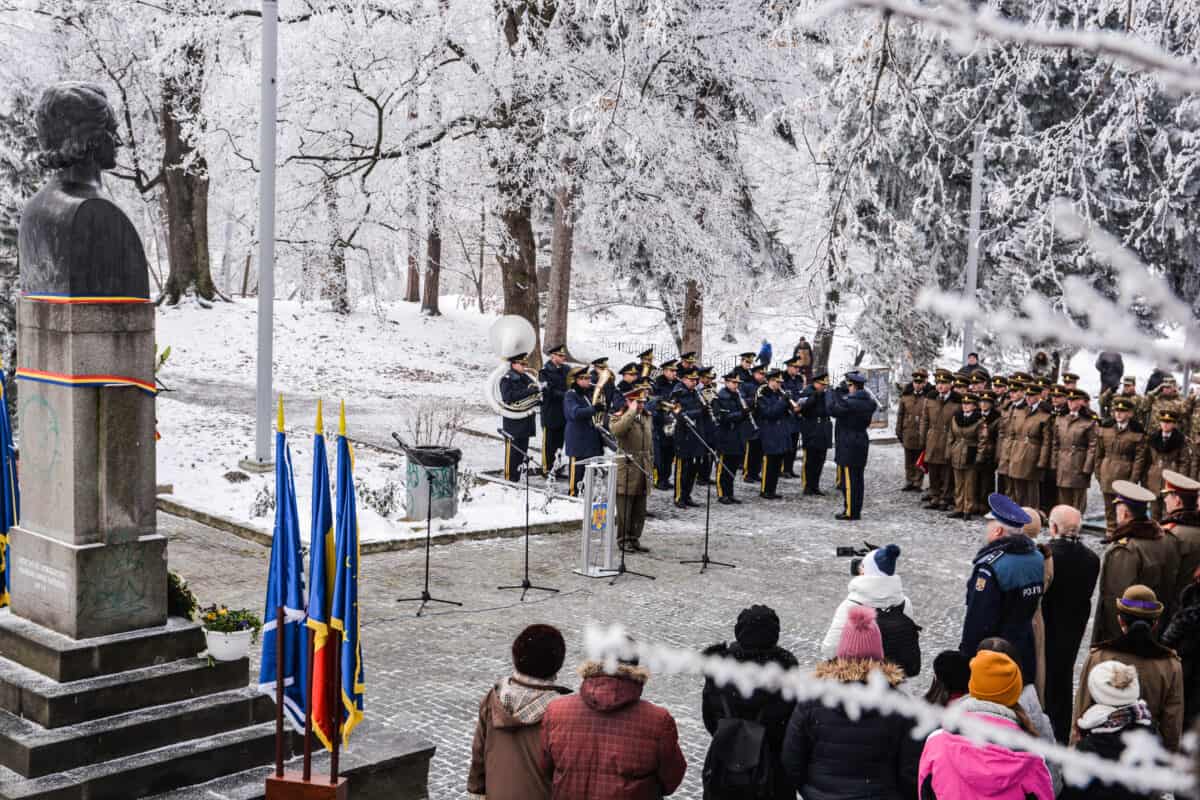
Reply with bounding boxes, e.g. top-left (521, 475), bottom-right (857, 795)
top-left (845, 371), bottom-right (867, 385)
top-left (987, 493), bottom-right (1031, 529)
